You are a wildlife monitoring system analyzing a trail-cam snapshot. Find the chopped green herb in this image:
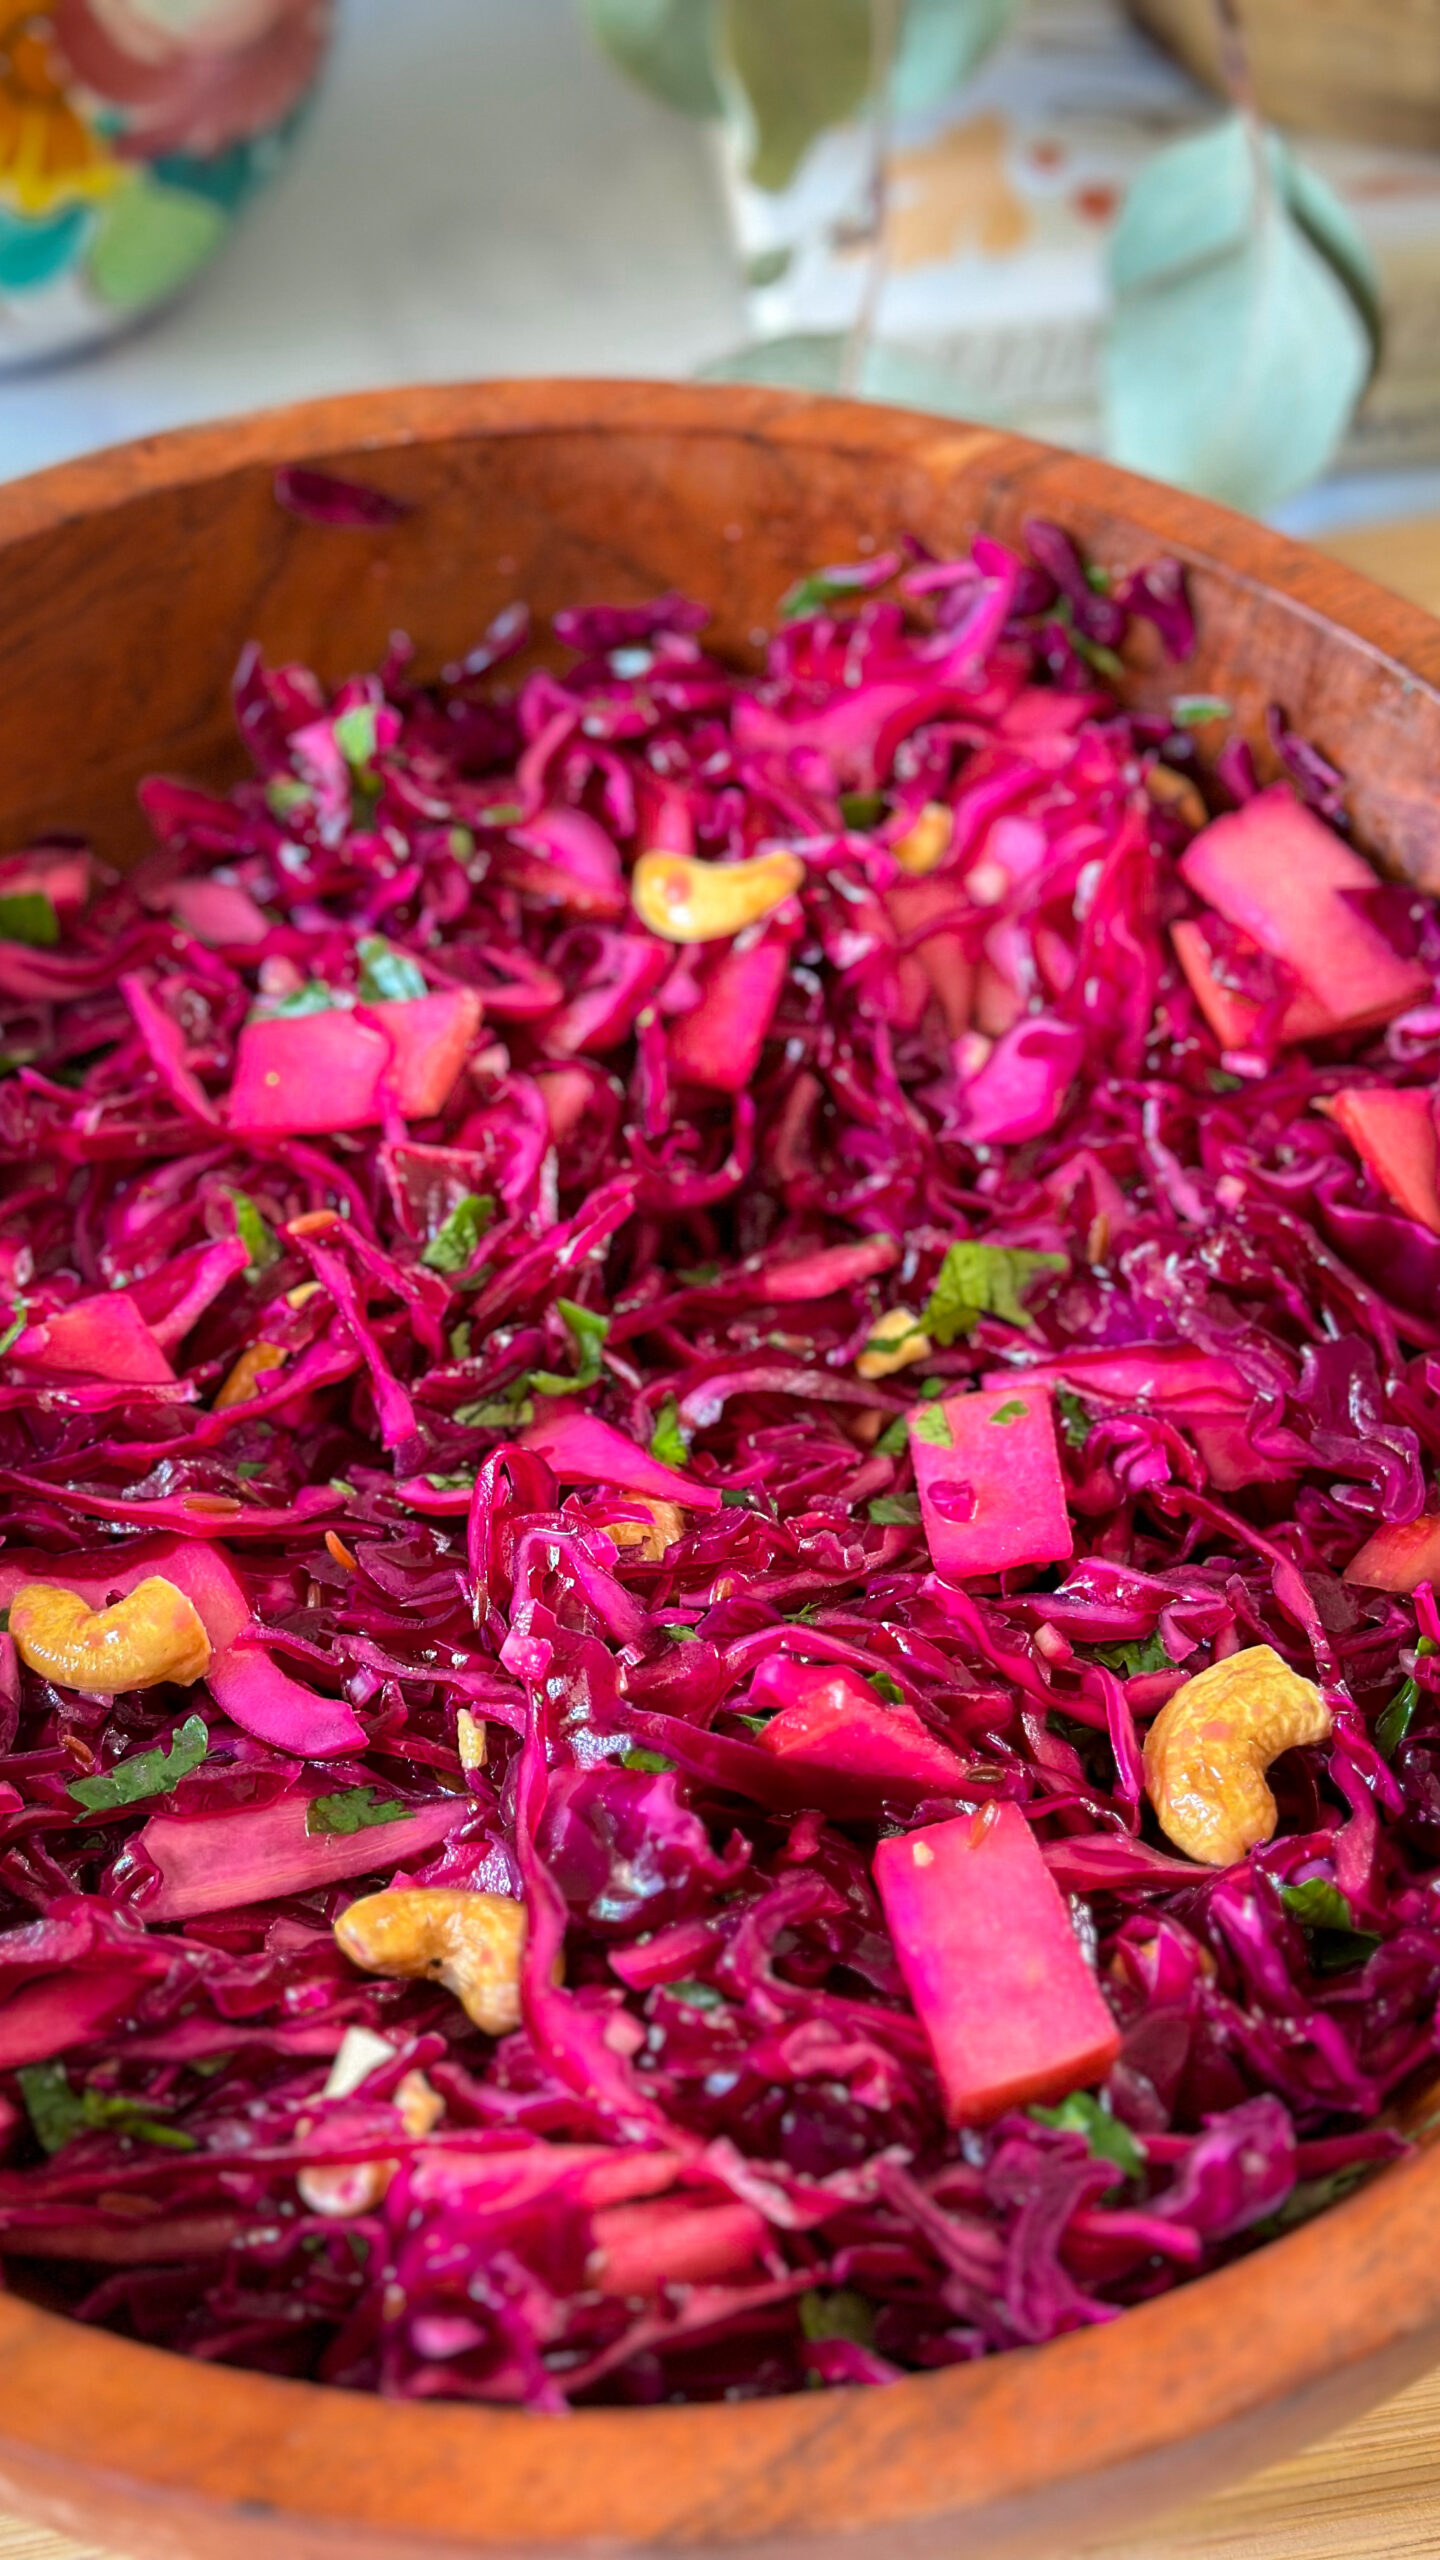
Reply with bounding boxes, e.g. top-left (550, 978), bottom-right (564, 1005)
top-left (1056, 1386), bottom-right (1094, 1450)
top-left (228, 1188), bottom-right (279, 1278)
top-left (664, 1623), bottom-right (700, 1643)
top-left (669, 1980), bottom-right (725, 2010)
top-left (329, 1477), bottom-right (359, 1498)
top-left (779, 566), bottom-right (884, 621)
top-left (620, 1747), bottom-right (675, 1773)
top-left (1096, 1631), bottom-right (1171, 1678)
top-left (675, 1261), bottom-right (722, 1288)
top-left (456, 1392), bottom-right (535, 1430)
top-left (911, 1402), bottom-right (953, 1448)
top-left (868, 1494), bottom-right (921, 1526)
top-left (356, 935), bottom-right (427, 1005)
top-left (839, 791), bottom-right (885, 830)
top-left (923, 1243), bottom-right (1067, 1347)
top-left (17, 2063), bottom-right (196, 2154)
top-left (334, 704), bottom-right (381, 770)
top-left (266, 775), bottom-right (311, 818)
top-left (1030, 2090), bottom-right (1144, 2183)
top-left (874, 1415), bottom-right (910, 1458)
top-left (1170, 694), bottom-right (1232, 727)
top-left (306, 1786), bottom-right (409, 1837)
top-left (421, 1192), bottom-right (495, 1275)
top-left (531, 1296), bottom-right (611, 1397)
top-left (261, 980), bottom-right (338, 1019)
top-left (650, 1395), bottom-right (690, 1469)
top-left (448, 1321), bottom-right (473, 1362)
top-left (69, 1715), bottom-right (209, 1815)
top-left (1280, 1877), bottom-right (1380, 1972)
top-left (1072, 632), bottom-right (1125, 684)
top-left (867, 1670), bottom-right (905, 1704)
top-left (0, 891), bottom-right (59, 948)
top-left (425, 1467), bottom-right (477, 1491)
top-left (0, 1305), bottom-right (25, 1358)
top-left (989, 1397), bottom-right (1028, 1426)
top-left (1208, 1067), bottom-right (1245, 1093)
top-left (1253, 2165), bottom-right (1369, 2240)
top-left (799, 2288), bottom-right (876, 2346)
top-left (1377, 1676), bottom-right (1418, 1761)
top-left (234, 1459), bottom-right (267, 1480)
top-left (1083, 562), bottom-right (1113, 595)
